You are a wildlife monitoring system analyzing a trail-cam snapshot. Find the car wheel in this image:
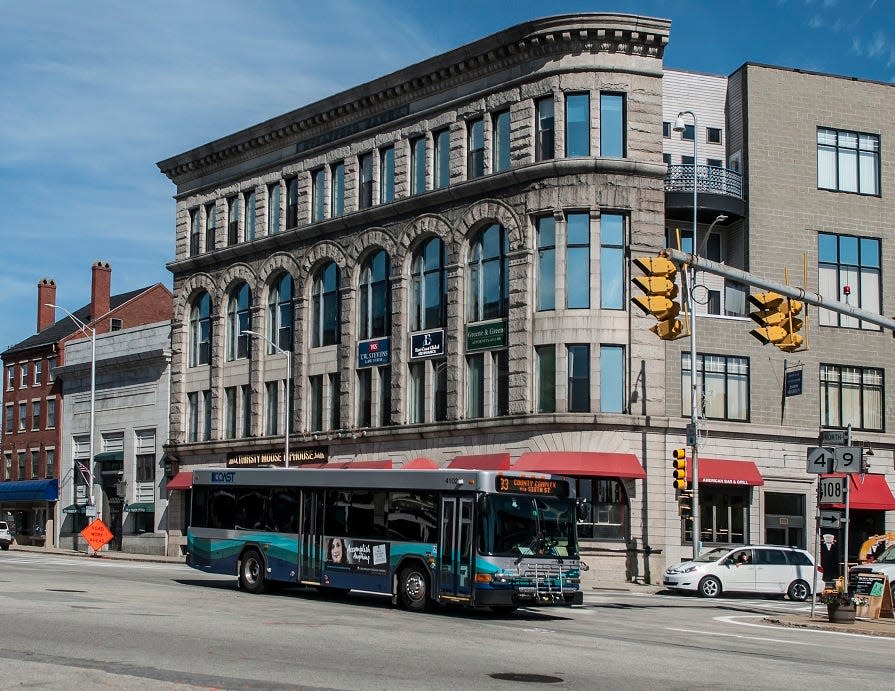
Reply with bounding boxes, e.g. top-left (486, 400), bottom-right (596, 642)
top-left (698, 576), bottom-right (722, 598)
top-left (398, 565), bottom-right (430, 612)
top-left (239, 549), bottom-right (267, 594)
top-left (787, 579), bottom-right (810, 602)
